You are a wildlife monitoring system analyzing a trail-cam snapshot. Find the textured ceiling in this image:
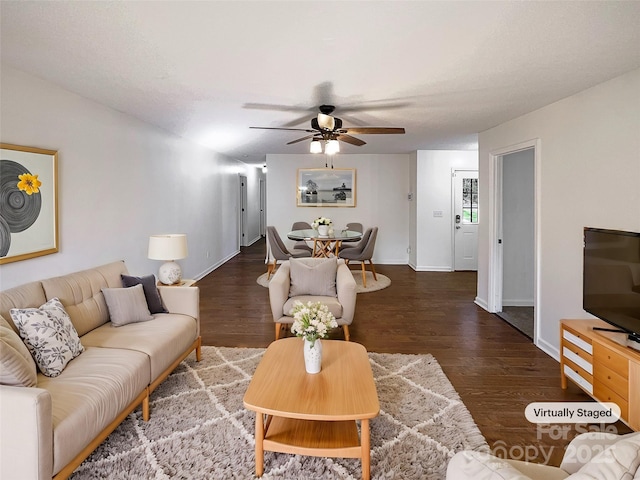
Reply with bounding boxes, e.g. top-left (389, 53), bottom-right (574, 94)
top-left (2, 1), bottom-right (639, 165)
